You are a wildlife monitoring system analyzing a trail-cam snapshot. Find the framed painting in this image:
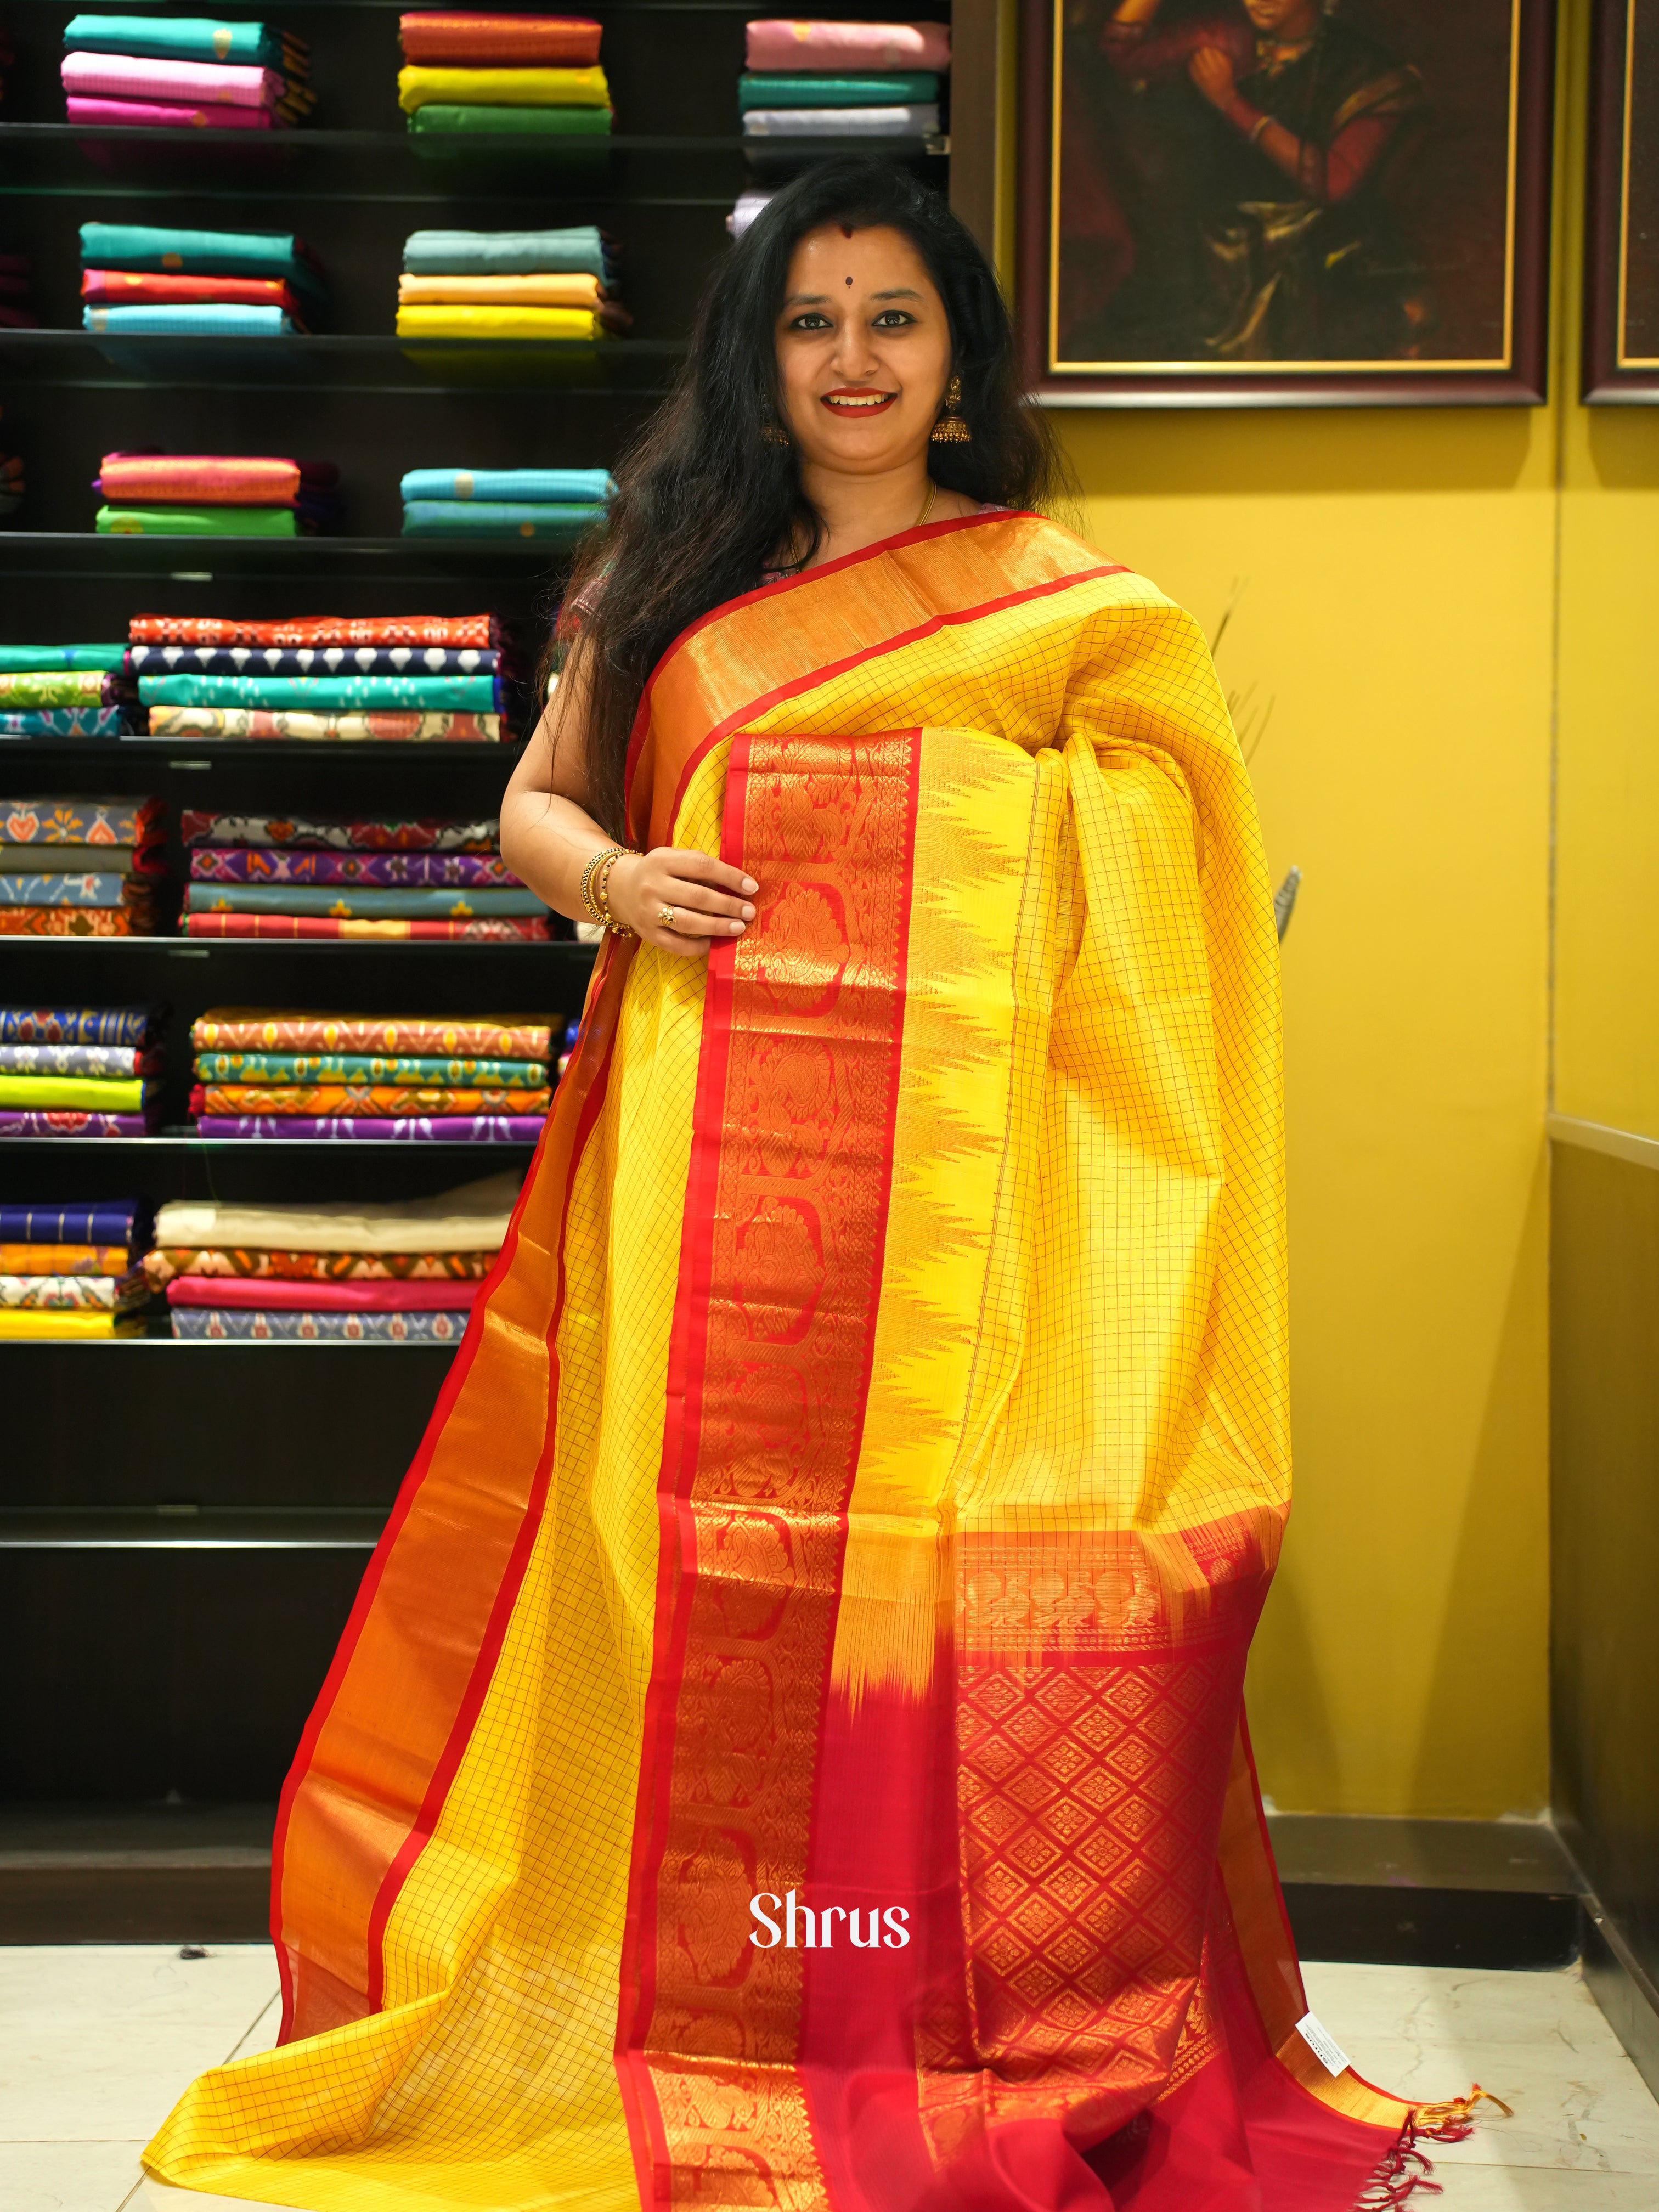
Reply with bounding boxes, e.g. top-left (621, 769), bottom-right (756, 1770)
top-left (1018, 0), bottom-right (1557, 406)
top-left (1585, 0), bottom-right (1659, 398)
